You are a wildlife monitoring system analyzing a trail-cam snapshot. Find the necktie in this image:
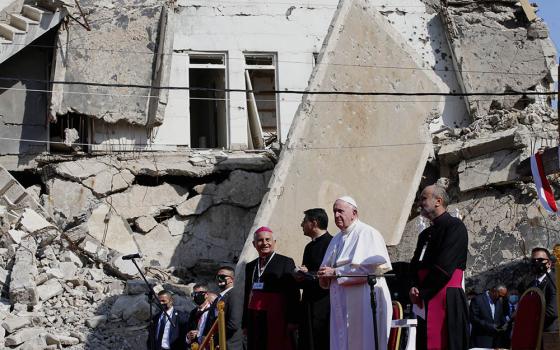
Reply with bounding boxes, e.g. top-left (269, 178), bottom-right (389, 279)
top-left (157, 312), bottom-right (167, 345)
